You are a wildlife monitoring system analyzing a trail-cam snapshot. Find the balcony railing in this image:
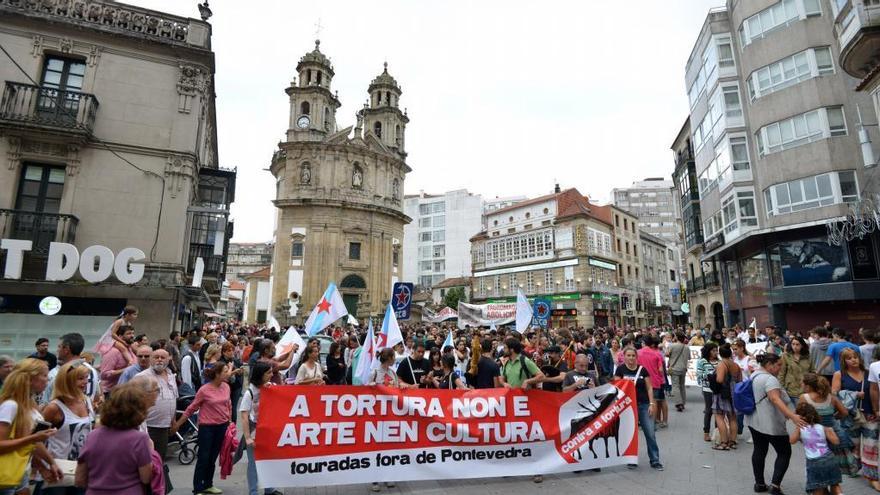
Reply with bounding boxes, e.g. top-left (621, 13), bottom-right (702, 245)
top-left (0, 82), bottom-right (98, 135)
top-left (704, 271), bottom-right (721, 289)
top-left (188, 243), bottom-right (224, 279)
top-left (0, 209), bottom-right (78, 255)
